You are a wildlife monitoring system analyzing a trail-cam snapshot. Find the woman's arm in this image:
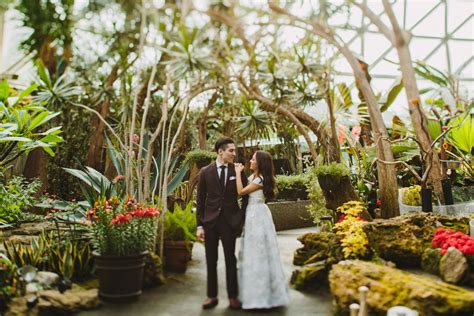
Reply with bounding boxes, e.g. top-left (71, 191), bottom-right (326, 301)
top-left (235, 164), bottom-right (262, 196)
